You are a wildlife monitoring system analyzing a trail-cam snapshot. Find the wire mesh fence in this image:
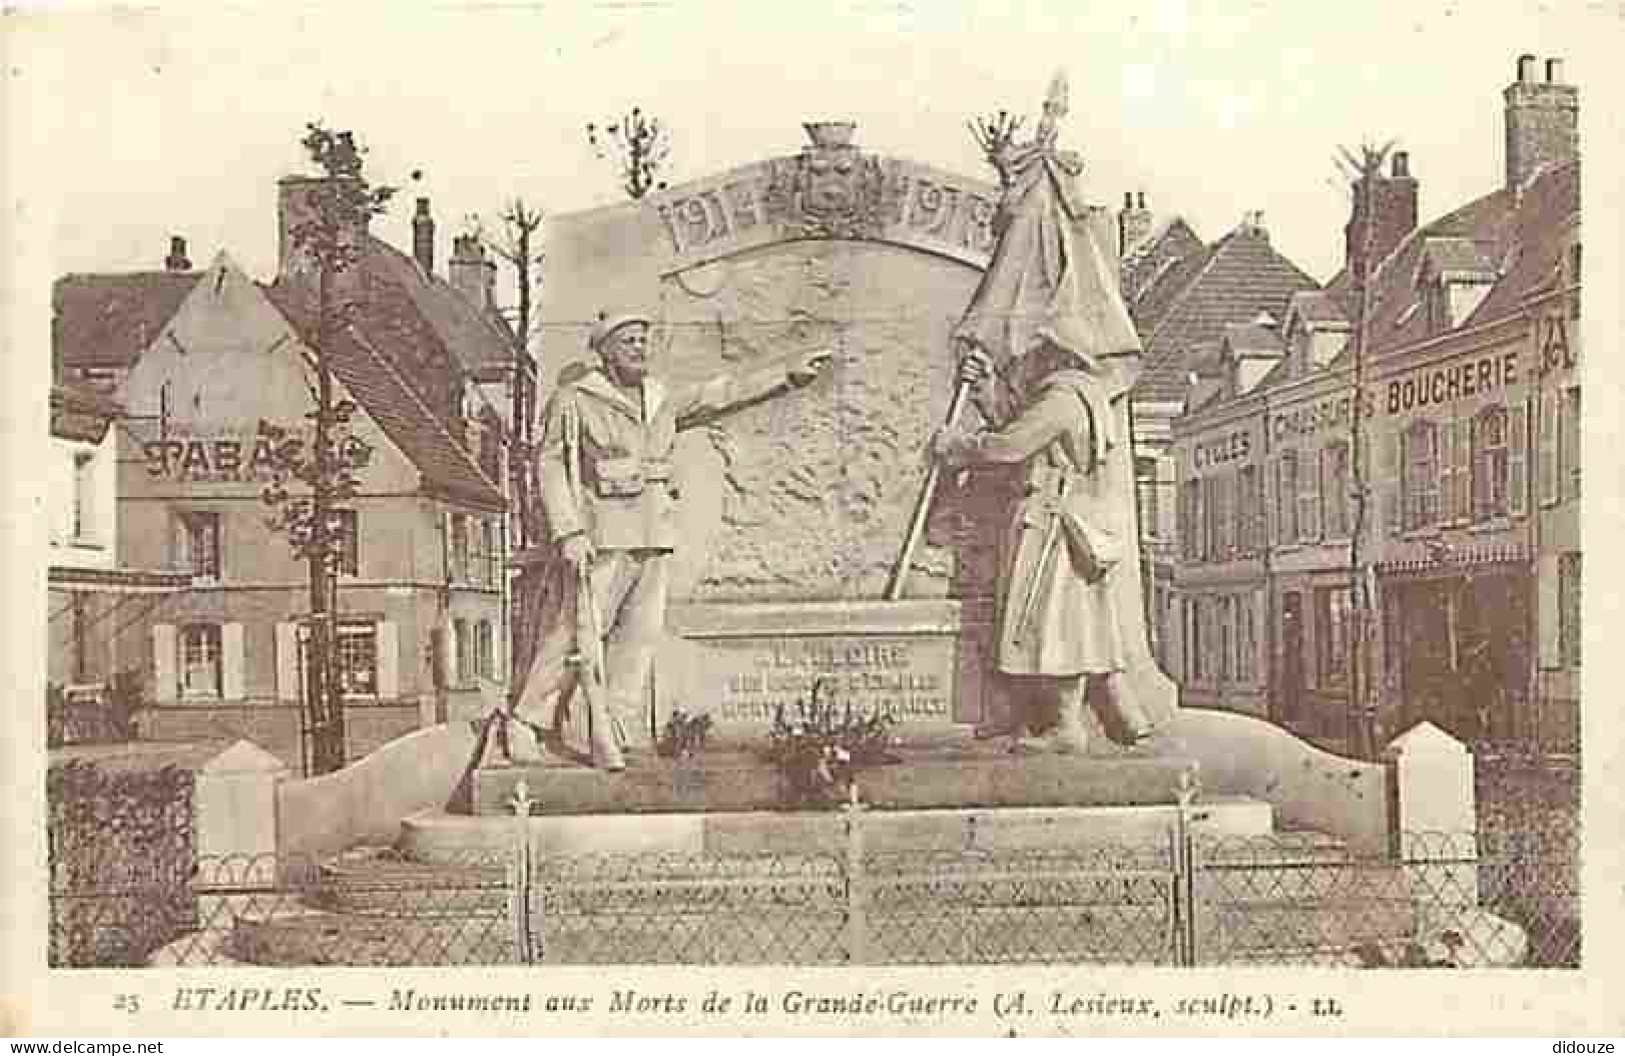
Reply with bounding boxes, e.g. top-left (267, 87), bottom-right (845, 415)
top-left (48, 812), bottom-right (1579, 969)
